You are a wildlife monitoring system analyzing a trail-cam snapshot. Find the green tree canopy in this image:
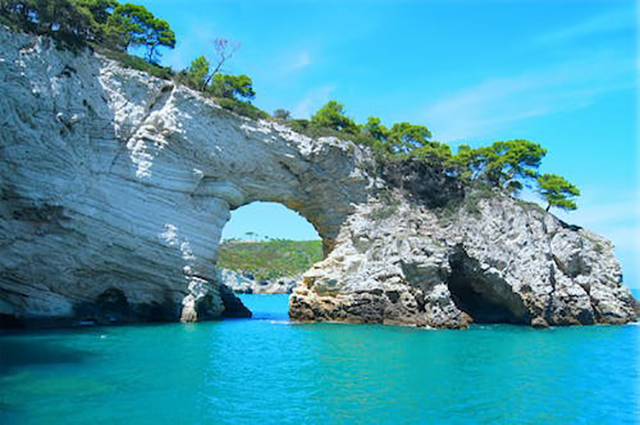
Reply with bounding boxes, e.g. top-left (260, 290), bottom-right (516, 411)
top-left (310, 101), bottom-right (359, 134)
top-left (107, 3), bottom-right (175, 62)
top-left (1, 0), bottom-right (97, 45)
top-left (387, 122), bottom-right (433, 153)
top-left (411, 143), bottom-right (453, 161)
top-left (72, 0), bottom-right (117, 42)
top-left (362, 116), bottom-right (389, 142)
top-left (39, 0), bottom-right (95, 39)
top-left (107, 3), bottom-right (150, 49)
top-left (209, 74), bottom-right (256, 101)
top-left (141, 17), bottom-right (175, 63)
top-left (0, 1), bottom-right (34, 30)
top-left (536, 173), bottom-right (580, 211)
top-left (75, 0), bottom-right (117, 25)
top-left (457, 139), bottom-right (547, 193)
top-left (183, 55), bottom-right (210, 89)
